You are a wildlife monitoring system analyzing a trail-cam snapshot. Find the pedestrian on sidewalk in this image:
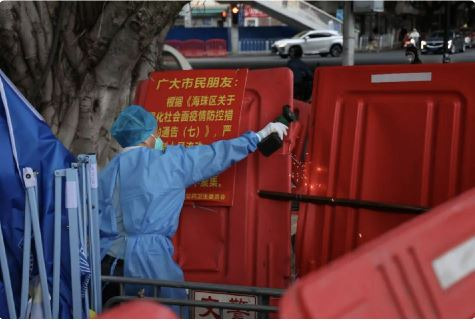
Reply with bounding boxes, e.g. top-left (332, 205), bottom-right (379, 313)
top-left (287, 46), bottom-right (313, 102)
